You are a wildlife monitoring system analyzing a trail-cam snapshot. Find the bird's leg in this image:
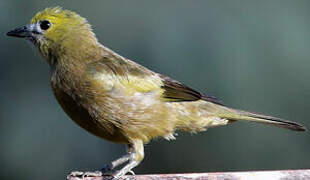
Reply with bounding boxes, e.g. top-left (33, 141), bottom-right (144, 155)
top-left (69, 140), bottom-right (144, 179)
top-left (101, 145), bottom-right (132, 173)
top-left (68, 144), bottom-right (139, 179)
top-left (112, 139), bottom-right (144, 179)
